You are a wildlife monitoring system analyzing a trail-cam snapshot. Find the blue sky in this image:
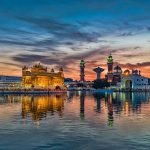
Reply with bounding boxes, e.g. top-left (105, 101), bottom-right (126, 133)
top-left (0, 0), bottom-right (150, 79)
